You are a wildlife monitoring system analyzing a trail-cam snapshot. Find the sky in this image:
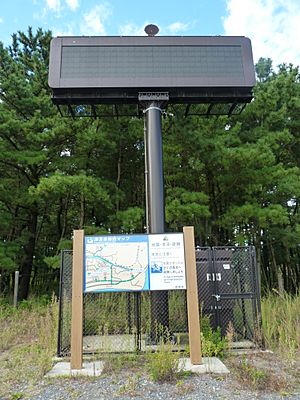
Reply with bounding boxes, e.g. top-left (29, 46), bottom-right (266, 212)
top-left (0, 0), bottom-right (300, 68)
